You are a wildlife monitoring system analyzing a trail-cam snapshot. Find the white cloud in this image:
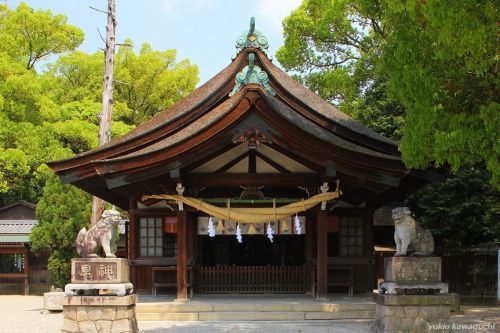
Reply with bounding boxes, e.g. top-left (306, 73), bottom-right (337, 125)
top-left (257, 0), bottom-right (302, 34)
